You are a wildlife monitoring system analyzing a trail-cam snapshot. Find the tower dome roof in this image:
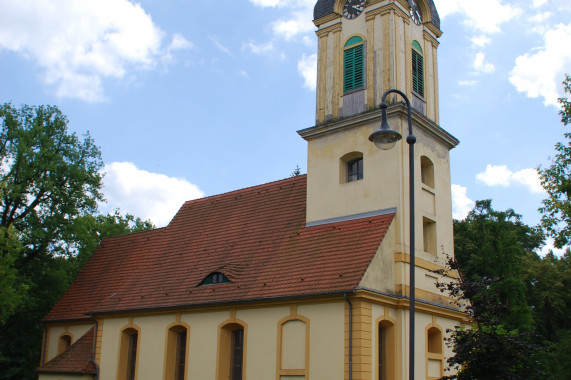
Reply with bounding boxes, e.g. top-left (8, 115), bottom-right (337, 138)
top-left (314, 0), bottom-right (440, 30)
